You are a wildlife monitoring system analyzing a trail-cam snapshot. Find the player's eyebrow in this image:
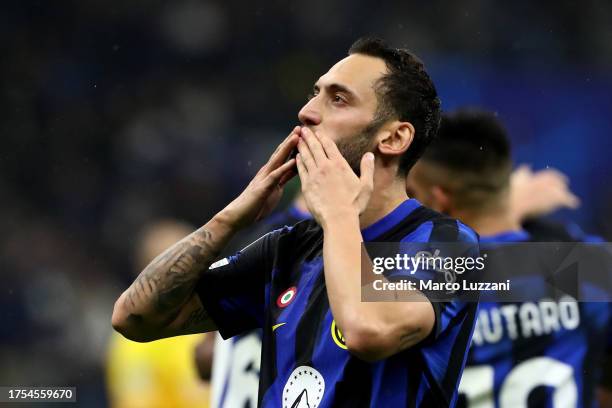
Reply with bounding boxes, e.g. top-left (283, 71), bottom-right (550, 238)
top-left (313, 82), bottom-right (359, 102)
